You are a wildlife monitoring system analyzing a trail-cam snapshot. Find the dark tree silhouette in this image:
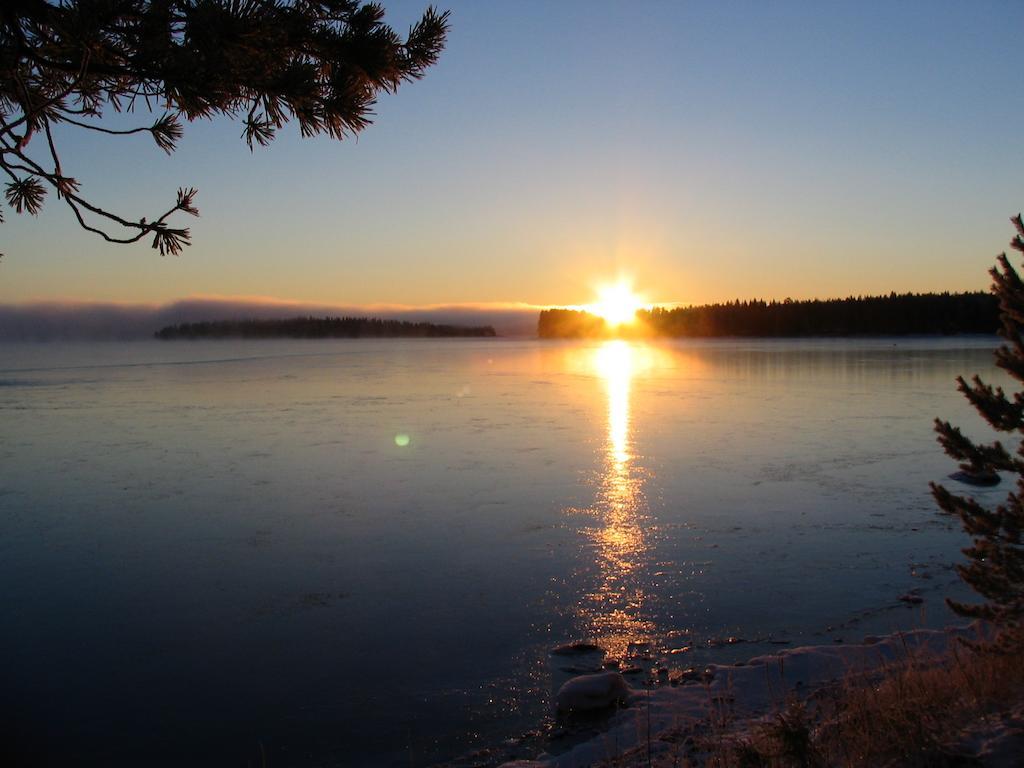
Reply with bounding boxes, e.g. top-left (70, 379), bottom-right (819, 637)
top-left (931, 215), bottom-right (1024, 652)
top-left (0, 0), bottom-right (449, 255)
top-left (155, 315), bottom-right (495, 338)
top-left (537, 308), bottom-right (609, 339)
top-left (537, 292), bottom-right (998, 339)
